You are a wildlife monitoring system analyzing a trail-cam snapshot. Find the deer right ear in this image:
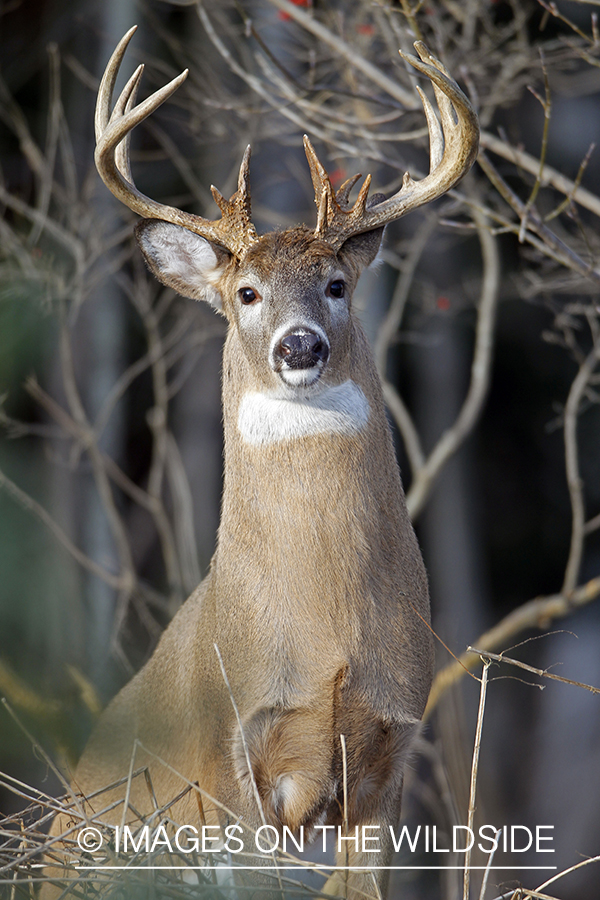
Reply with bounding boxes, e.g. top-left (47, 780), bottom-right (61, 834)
top-left (135, 220), bottom-right (231, 310)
